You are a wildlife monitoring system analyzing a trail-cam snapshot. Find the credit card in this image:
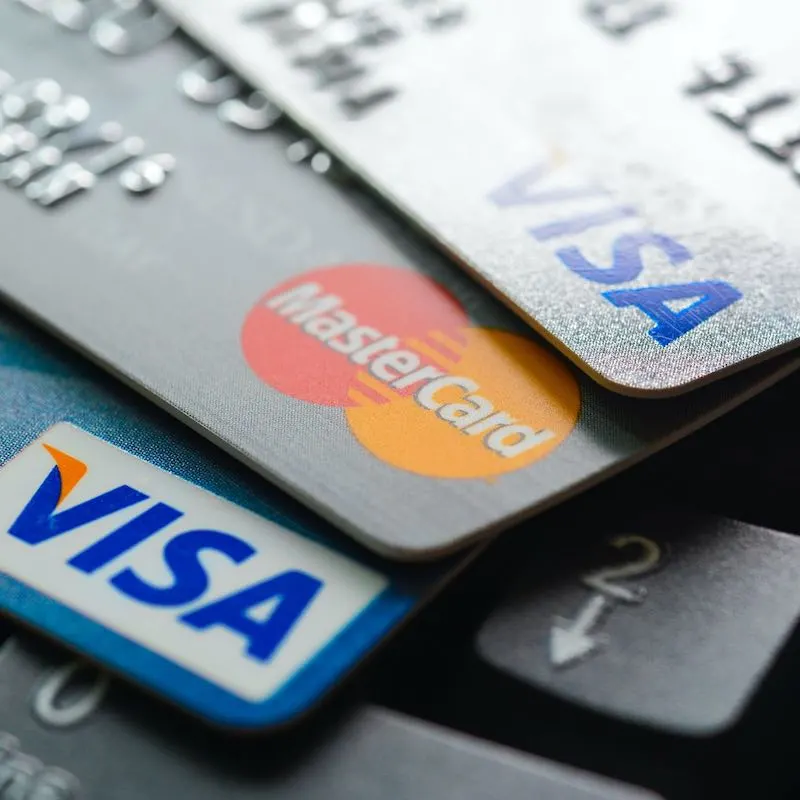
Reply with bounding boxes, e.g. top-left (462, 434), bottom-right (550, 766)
top-left (0, 3), bottom-right (798, 560)
top-left (152, 0), bottom-right (800, 396)
top-left (0, 633), bottom-right (660, 800)
top-left (0, 309), bottom-right (473, 730)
